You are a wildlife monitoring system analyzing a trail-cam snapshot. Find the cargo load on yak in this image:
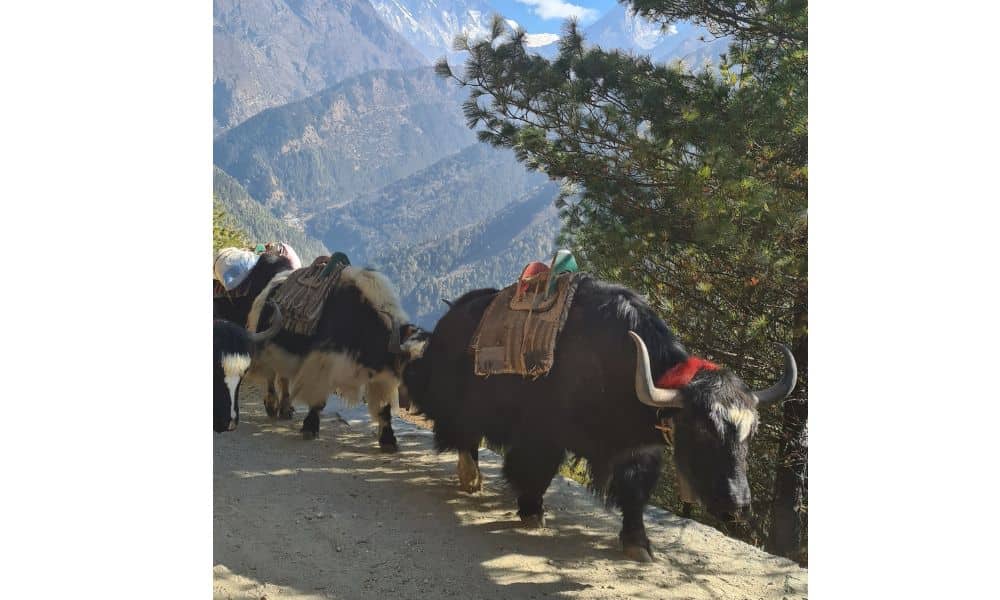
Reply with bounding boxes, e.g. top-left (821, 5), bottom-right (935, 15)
top-left (214, 247), bottom-right (259, 291)
top-left (471, 249), bottom-right (580, 378)
top-left (266, 252), bottom-right (351, 336)
top-left (264, 242), bottom-right (302, 269)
